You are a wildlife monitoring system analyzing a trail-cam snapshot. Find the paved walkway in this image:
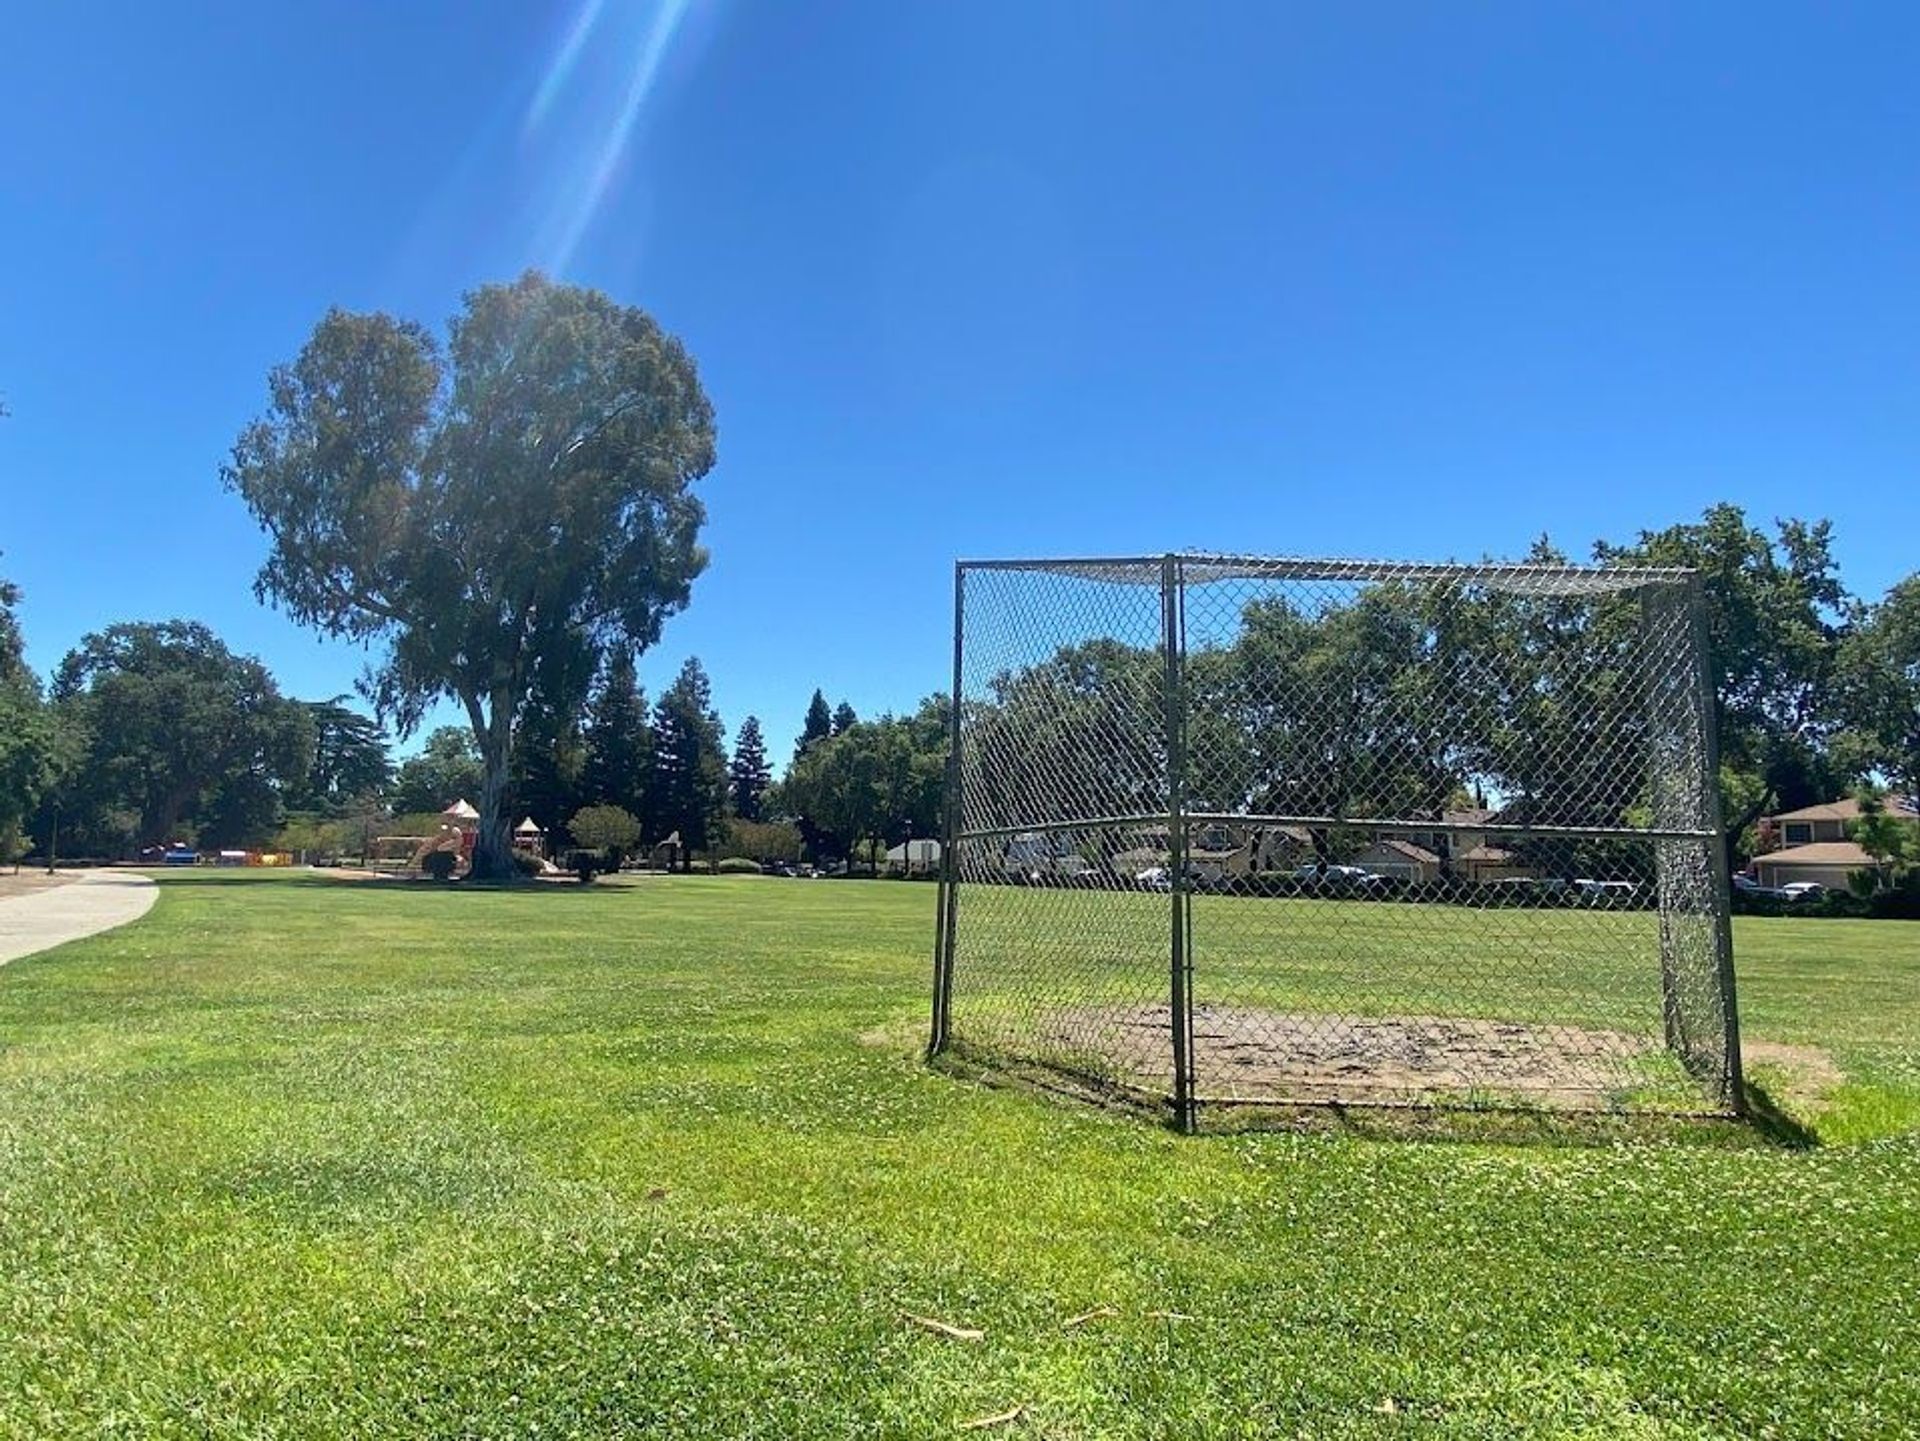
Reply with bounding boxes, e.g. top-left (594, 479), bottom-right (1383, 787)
top-left (0, 870), bottom-right (158, 966)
